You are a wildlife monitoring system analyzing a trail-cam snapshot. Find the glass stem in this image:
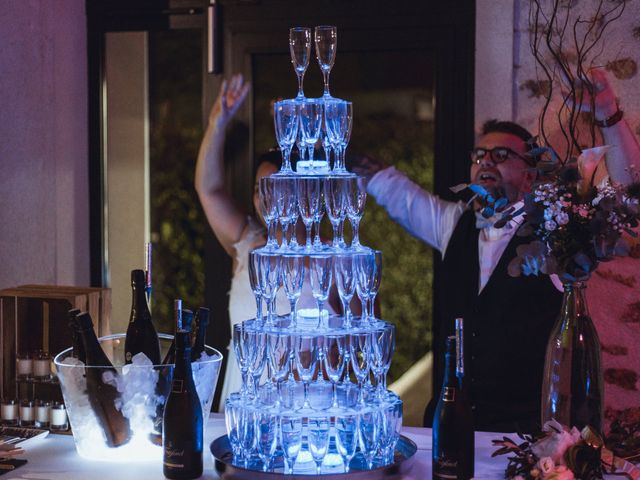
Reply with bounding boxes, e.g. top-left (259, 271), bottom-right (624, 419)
top-left (289, 298), bottom-right (297, 327)
top-left (351, 218), bottom-right (361, 246)
top-left (297, 72), bottom-right (305, 98)
top-left (341, 297), bottom-right (350, 327)
top-left (305, 223), bottom-right (313, 250)
top-left (283, 147), bottom-right (292, 172)
top-left (314, 219), bottom-right (322, 246)
top-left (267, 220), bottom-right (276, 247)
top-left (281, 223), bottom-right (289, 249)
top-left (322, 70), bottom-right (331, 97)
top-left (332, 223), bottom-right (339, 247)
top-left (255, 294), bottom-right (263, 323)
